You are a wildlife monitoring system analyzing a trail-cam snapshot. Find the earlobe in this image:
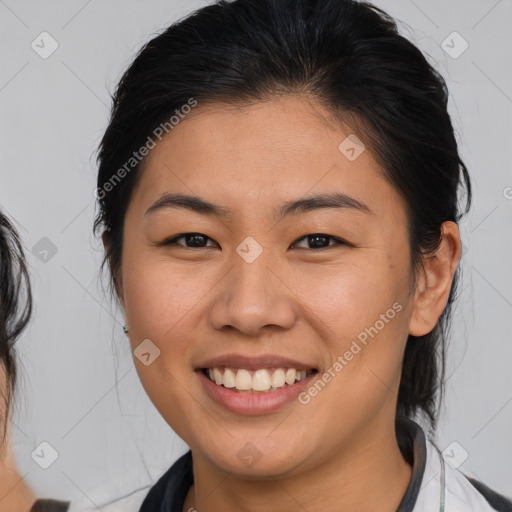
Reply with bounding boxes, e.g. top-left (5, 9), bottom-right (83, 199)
top-left (409, 221), bottom-right (461, 337)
